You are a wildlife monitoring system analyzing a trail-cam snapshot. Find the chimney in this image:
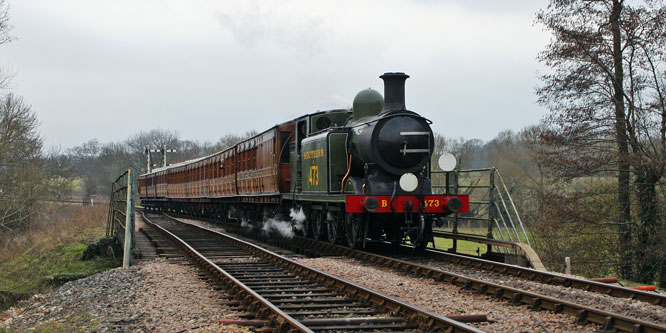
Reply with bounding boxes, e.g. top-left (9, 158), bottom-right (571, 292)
top-left (380, 72), bottom-right (409, 112)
